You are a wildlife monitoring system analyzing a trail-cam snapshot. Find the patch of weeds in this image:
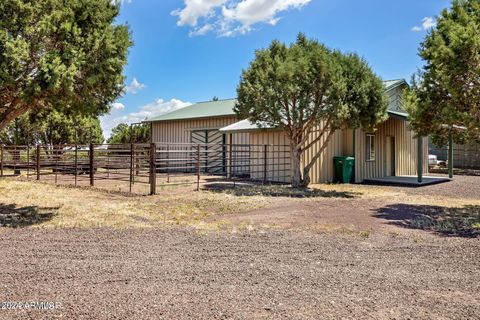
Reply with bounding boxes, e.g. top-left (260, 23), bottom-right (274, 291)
top-left (203, 183), bottom-right (359, 199)
top-left (359, 230), bottom-right (371, 239)
top-left (375, 204), bottom-right (480, 238)
top-left (388, 231), bottom-right (400, 238)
